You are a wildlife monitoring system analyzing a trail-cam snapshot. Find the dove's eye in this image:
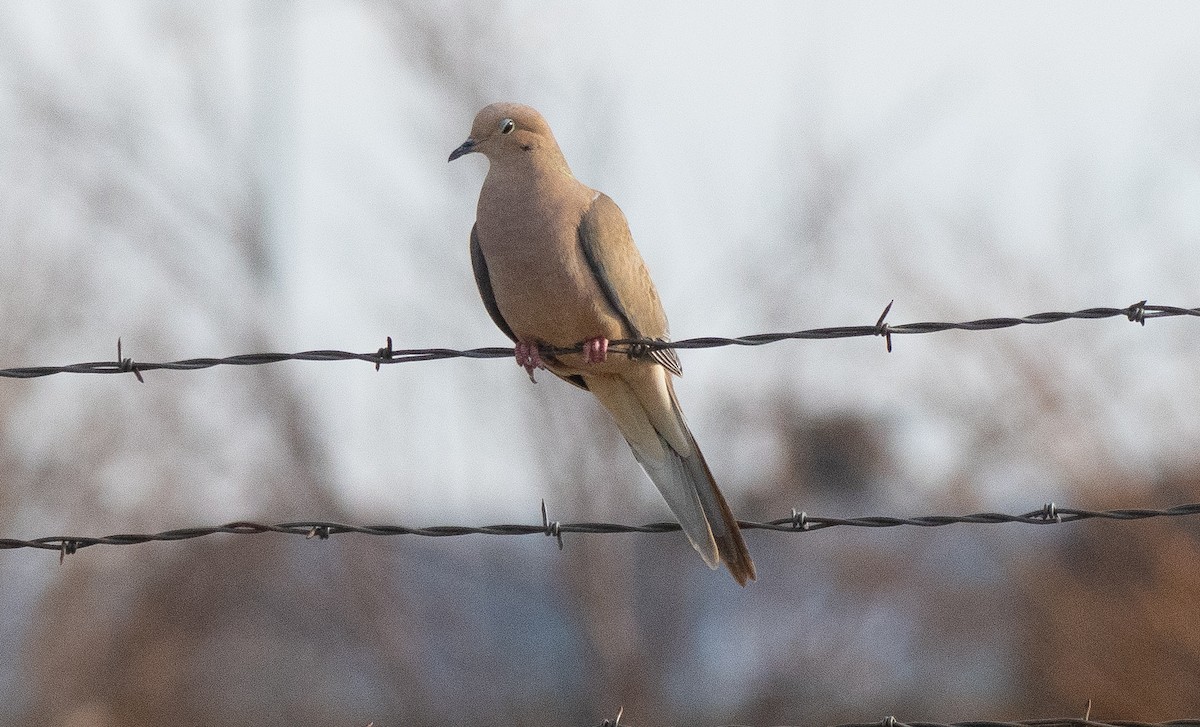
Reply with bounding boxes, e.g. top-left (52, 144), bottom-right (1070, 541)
top-left (499, 118), bottom-right (515, 135)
